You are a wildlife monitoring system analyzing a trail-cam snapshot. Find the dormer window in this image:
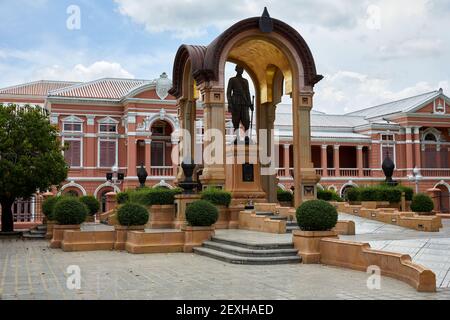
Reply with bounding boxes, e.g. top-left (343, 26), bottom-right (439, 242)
top-left (434, 99), bottom-right (446, 114)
